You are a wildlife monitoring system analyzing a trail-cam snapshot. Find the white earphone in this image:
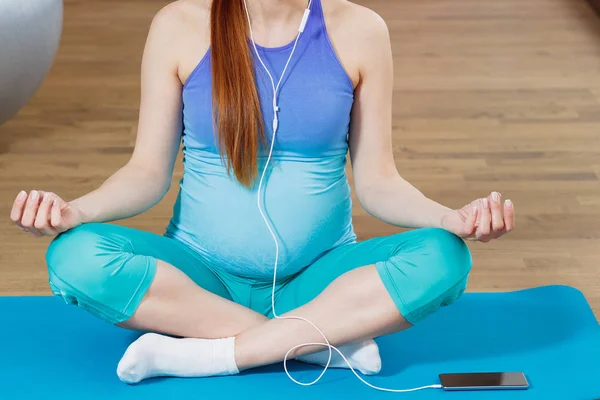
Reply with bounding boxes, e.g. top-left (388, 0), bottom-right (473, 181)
top-left (243, 0), bottom-right (440, 393)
